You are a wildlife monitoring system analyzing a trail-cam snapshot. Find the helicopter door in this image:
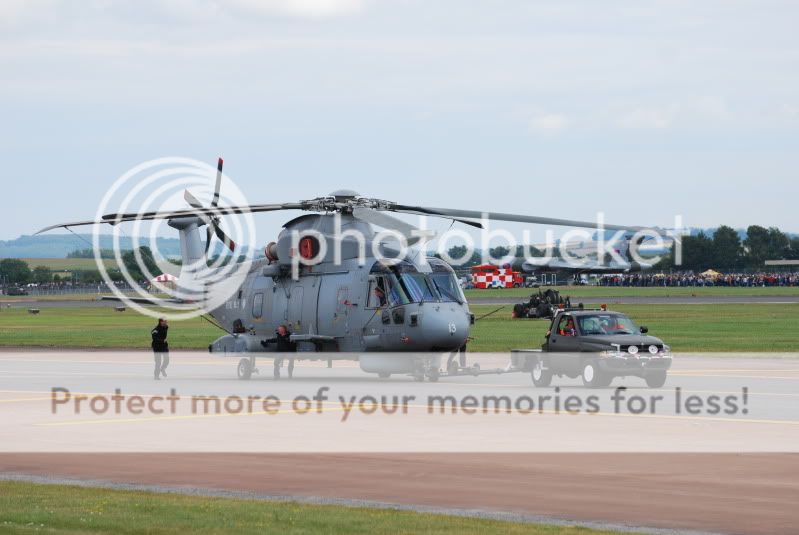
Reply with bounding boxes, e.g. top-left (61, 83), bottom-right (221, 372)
top-left (288, 287), bottom-right (303, 331)
top-left (313, 278), bottom-right (349, 342)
